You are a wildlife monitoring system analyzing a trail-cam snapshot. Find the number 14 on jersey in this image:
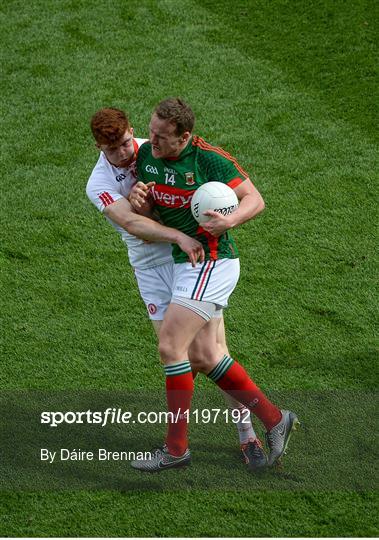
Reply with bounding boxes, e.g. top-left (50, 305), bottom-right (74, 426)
top-left (165, 173), bottom-right (175, 185)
